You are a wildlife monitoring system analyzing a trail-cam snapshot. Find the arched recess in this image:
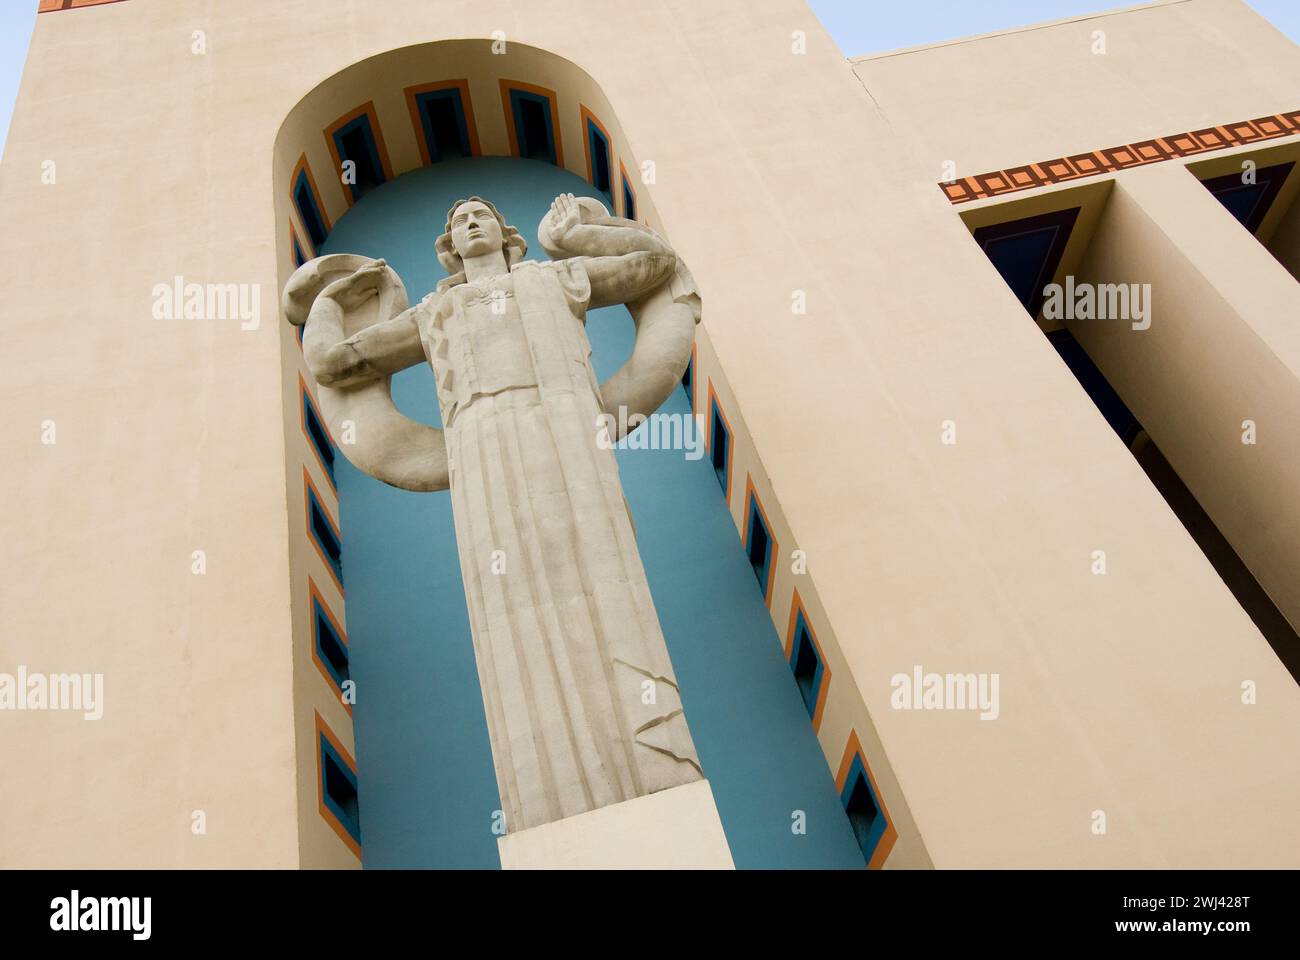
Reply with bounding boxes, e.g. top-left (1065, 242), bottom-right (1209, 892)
top-left (272, 39), bottom-right (891, 870)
